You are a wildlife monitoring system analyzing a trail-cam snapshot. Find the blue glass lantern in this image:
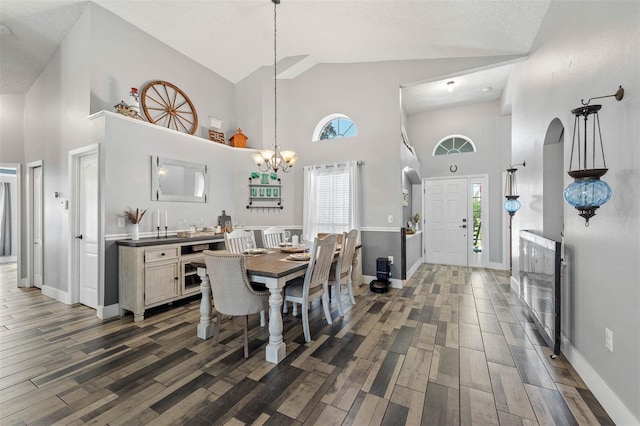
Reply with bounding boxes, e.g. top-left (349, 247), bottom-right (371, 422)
top-left (504, 198), bottom-right (521, 216)
top-left (504, 164), bottom-right (524, 216)
top-left (564, 178), bottom-right (612, 223)
top-left (565, 86), bottom-right (623, 225)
